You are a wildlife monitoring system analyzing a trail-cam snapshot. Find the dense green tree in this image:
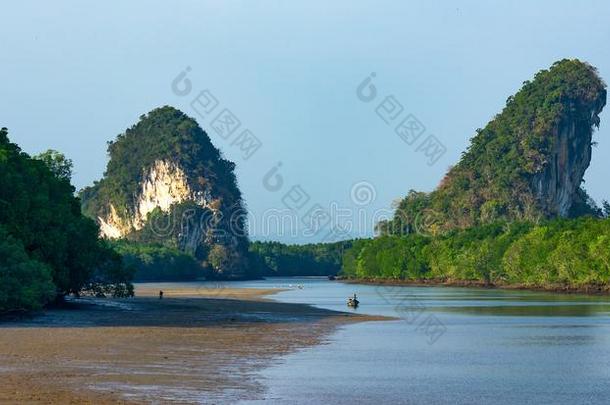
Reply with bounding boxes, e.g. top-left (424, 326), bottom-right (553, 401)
top-left (602, 200), bottom-right (610, 218)
top-left (109, 239), bottom-right (202, 282)
top-left (348, 235), bottom-right (430, 280)
top-left (248, 240), bottom-right (351, 277)
top-left (34, 149), bottom-right (74, 181)
top-left (0, 226), bottom-right (55, 312)
top-left (0, 128), bottom-right (133, 310)
top-left (342, 218), bottom-right (610, 290)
